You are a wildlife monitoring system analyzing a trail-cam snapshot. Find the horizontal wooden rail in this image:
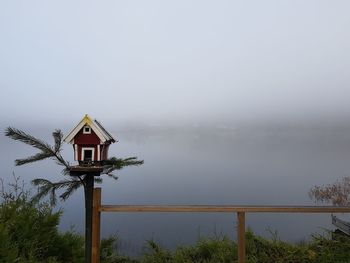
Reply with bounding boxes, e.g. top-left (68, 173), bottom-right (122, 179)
top-left (93, 188), bottom-right (350, 263)
top-left (100, 205), bottom-right (350, 213)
